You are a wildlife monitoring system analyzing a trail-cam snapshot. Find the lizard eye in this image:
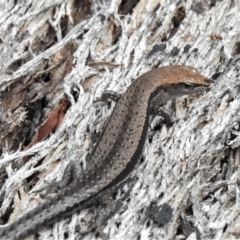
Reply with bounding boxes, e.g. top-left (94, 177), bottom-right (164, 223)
top-left (183, 83), bottom-right (194, 88)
